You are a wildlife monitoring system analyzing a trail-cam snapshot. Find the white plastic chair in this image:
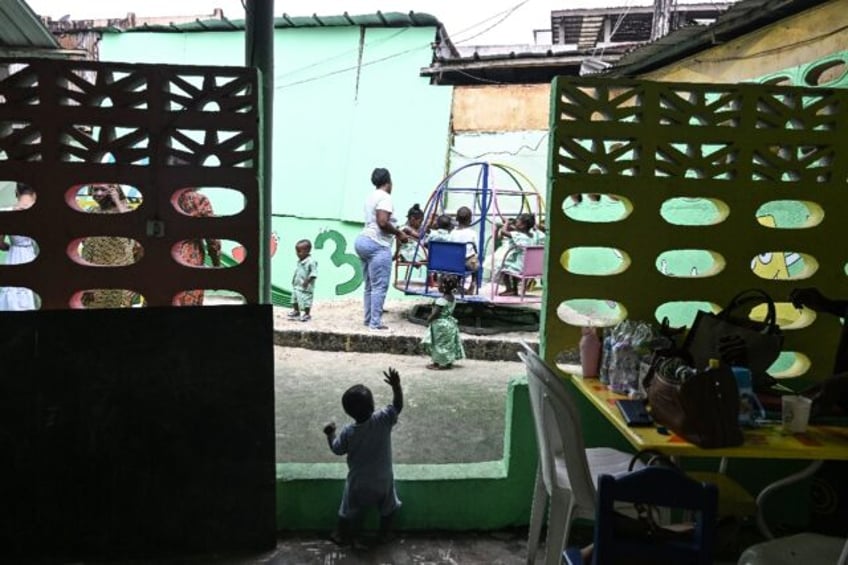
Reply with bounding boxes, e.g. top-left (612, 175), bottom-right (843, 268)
top-left (737, 532), bottom-right (848, 565)
top-left (518, 347), bottom-right (639, 565)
